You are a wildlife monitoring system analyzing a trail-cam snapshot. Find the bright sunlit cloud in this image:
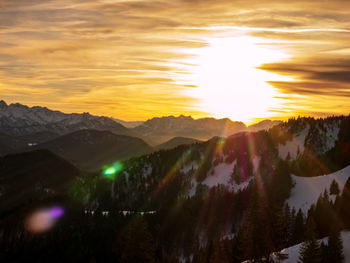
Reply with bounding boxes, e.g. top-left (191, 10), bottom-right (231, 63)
top-left (1, 0), bottom-right (350, 121)
top-left (178, 34), bottom-right (293, 123)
